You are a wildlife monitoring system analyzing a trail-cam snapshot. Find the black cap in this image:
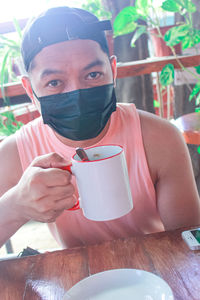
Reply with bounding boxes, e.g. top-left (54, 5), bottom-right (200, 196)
top-left (21, 6), bottom-right (112, 72)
